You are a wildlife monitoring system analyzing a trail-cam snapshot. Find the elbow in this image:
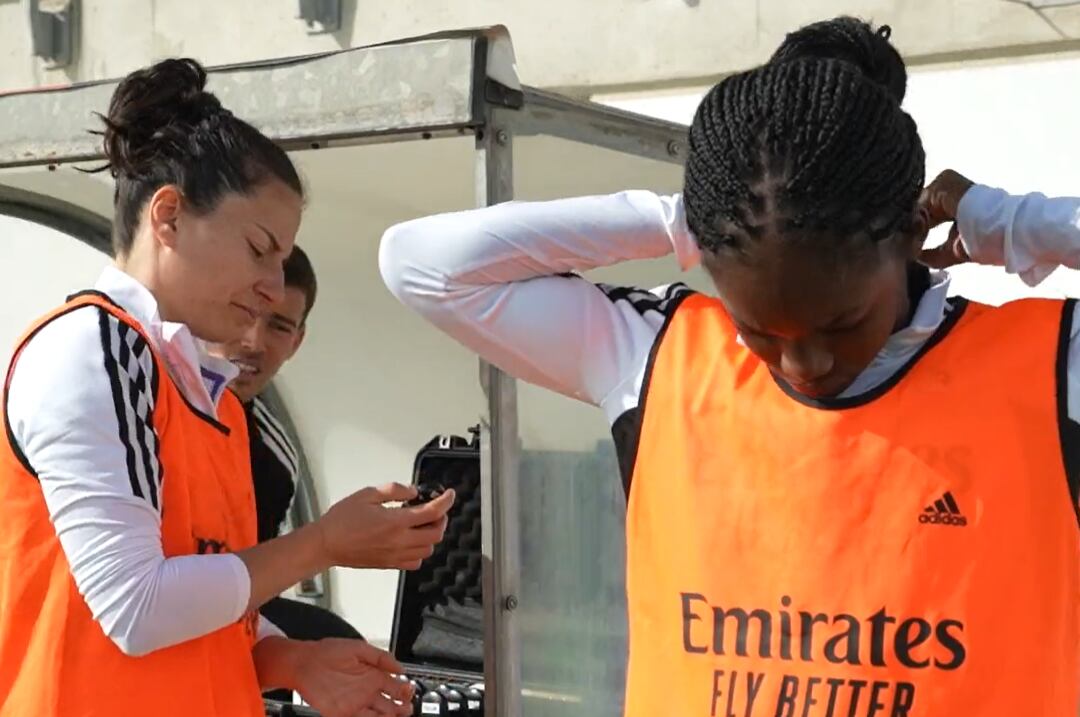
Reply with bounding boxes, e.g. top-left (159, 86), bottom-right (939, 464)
top-left (107, 629), bottom-right (160, 658)
top-left (97, 596), bottom-right (175, 658)
top-left (378, 221), bottom-right (413, 302)
top-left (378, 220), bottom-right (452, 313)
